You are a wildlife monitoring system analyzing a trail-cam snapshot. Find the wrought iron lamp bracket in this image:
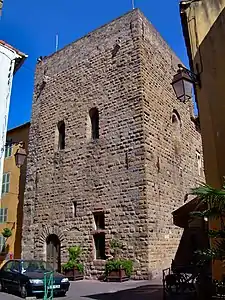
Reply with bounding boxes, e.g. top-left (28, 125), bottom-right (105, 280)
top-left (177, 64), bottom-right (201, 87)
